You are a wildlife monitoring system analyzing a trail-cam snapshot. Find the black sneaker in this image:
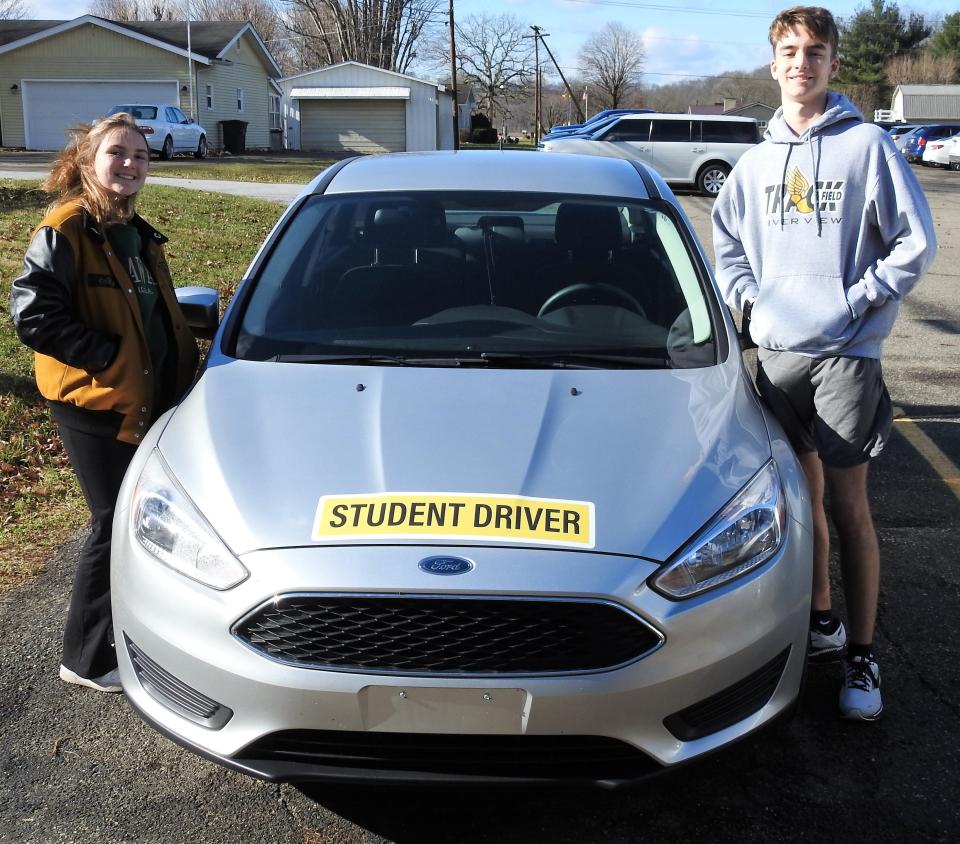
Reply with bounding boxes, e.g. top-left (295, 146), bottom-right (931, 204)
top-left (839, 655), bottom-right (882, 721)
top-left (809, 617), bottom-right (847, 662)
